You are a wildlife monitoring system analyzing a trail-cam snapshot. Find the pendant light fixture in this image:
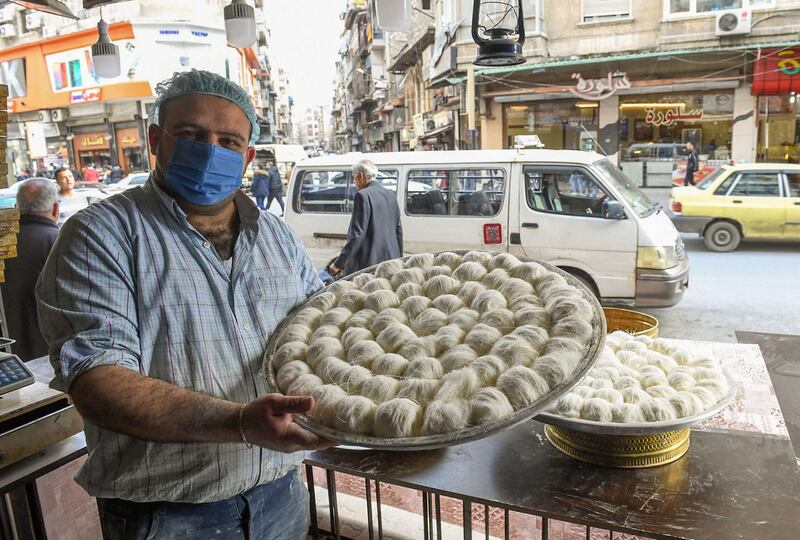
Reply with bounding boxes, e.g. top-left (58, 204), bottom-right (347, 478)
top-left (225, 0), bottom-right (257, 48)
top-left (375, 0), bottom-right (412, 32)
top-left (92, 15), bottom-right (121, 78)
top-left (471, 0), bottom-right (526, 67)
